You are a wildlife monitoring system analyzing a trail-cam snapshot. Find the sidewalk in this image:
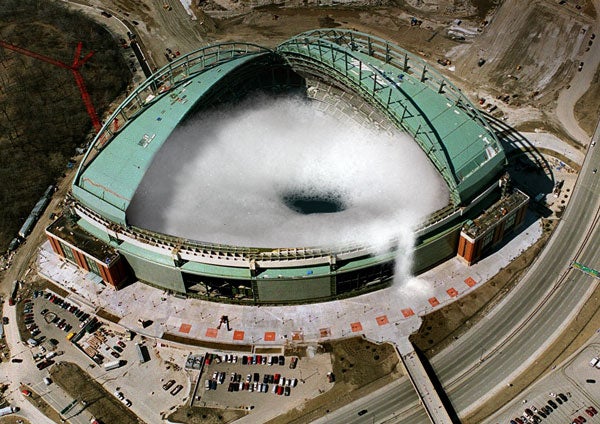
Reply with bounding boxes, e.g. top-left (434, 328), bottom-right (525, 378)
top-left (36, 211), bottom-right (542, 349)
